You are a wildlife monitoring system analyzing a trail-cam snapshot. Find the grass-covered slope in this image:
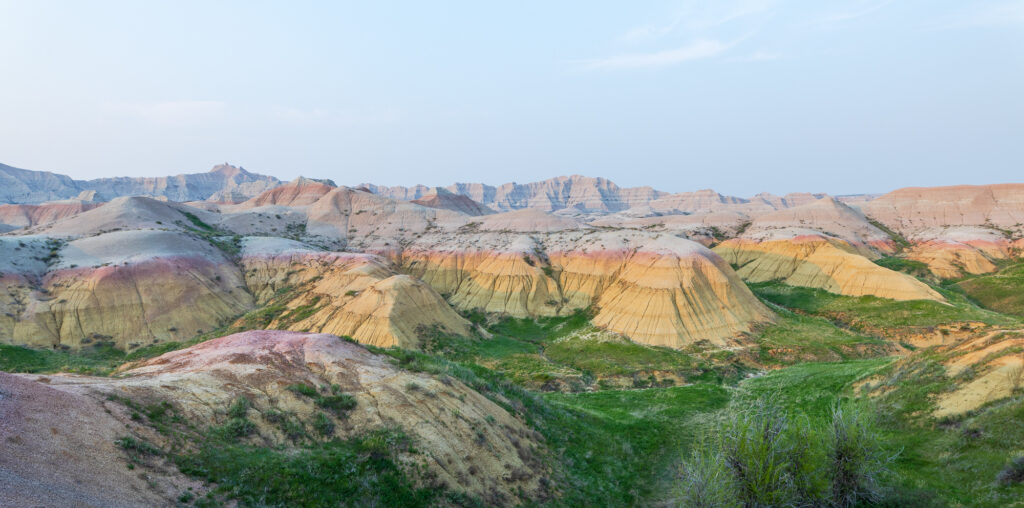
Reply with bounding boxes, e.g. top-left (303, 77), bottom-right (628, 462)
top-left (956, 261), bottom-right (1024, 316)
